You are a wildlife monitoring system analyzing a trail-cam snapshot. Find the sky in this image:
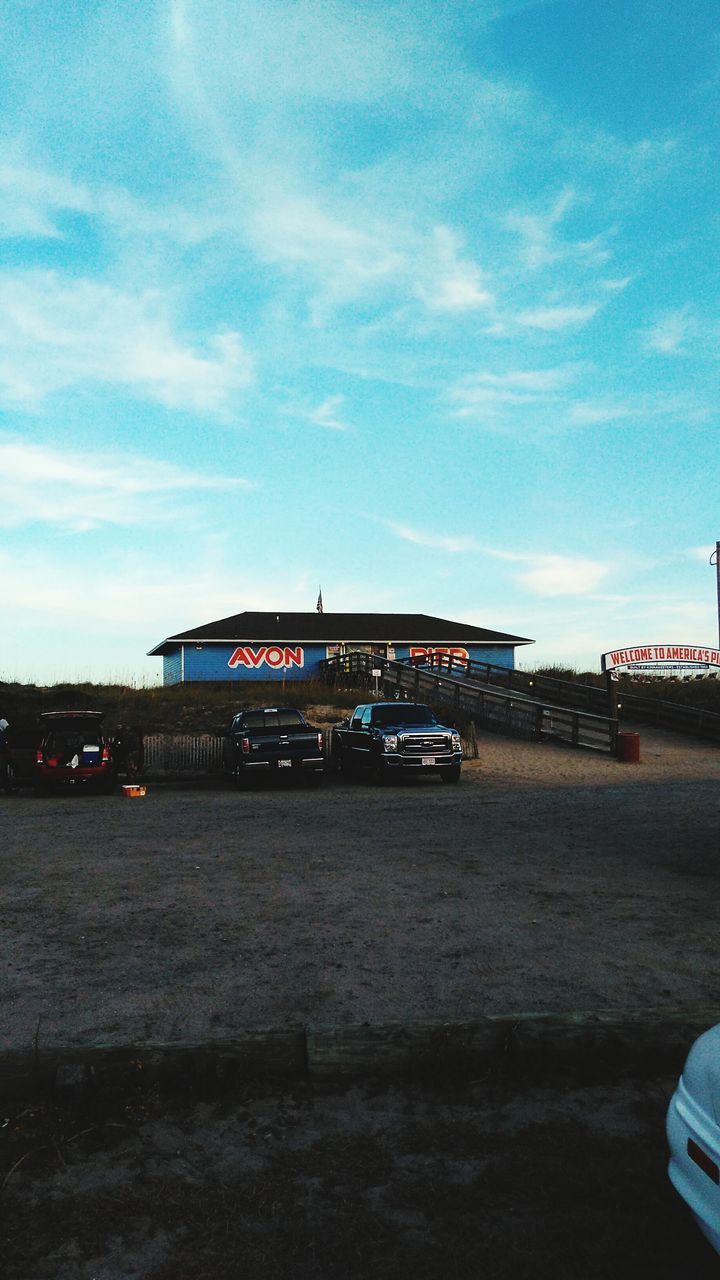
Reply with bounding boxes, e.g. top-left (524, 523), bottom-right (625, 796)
top-left (1, 0), bottom-right (719, 684)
